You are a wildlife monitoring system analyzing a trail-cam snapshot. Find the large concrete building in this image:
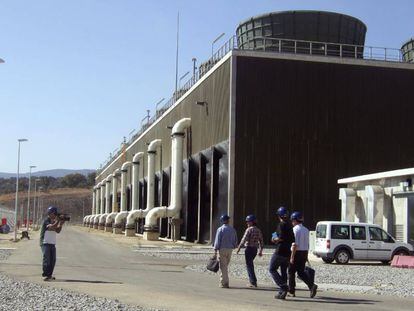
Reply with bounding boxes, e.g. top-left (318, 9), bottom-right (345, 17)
top-left (84, 11), bottom-right (414, 243)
